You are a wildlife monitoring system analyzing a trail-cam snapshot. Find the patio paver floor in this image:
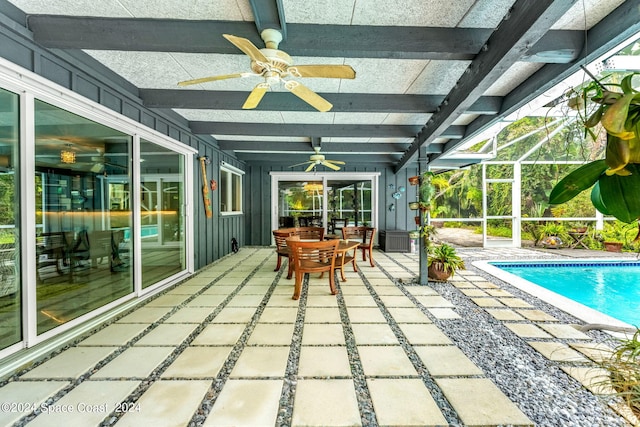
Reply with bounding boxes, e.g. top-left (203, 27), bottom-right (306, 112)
top-left (1, 246), bottom-right (635, 426)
